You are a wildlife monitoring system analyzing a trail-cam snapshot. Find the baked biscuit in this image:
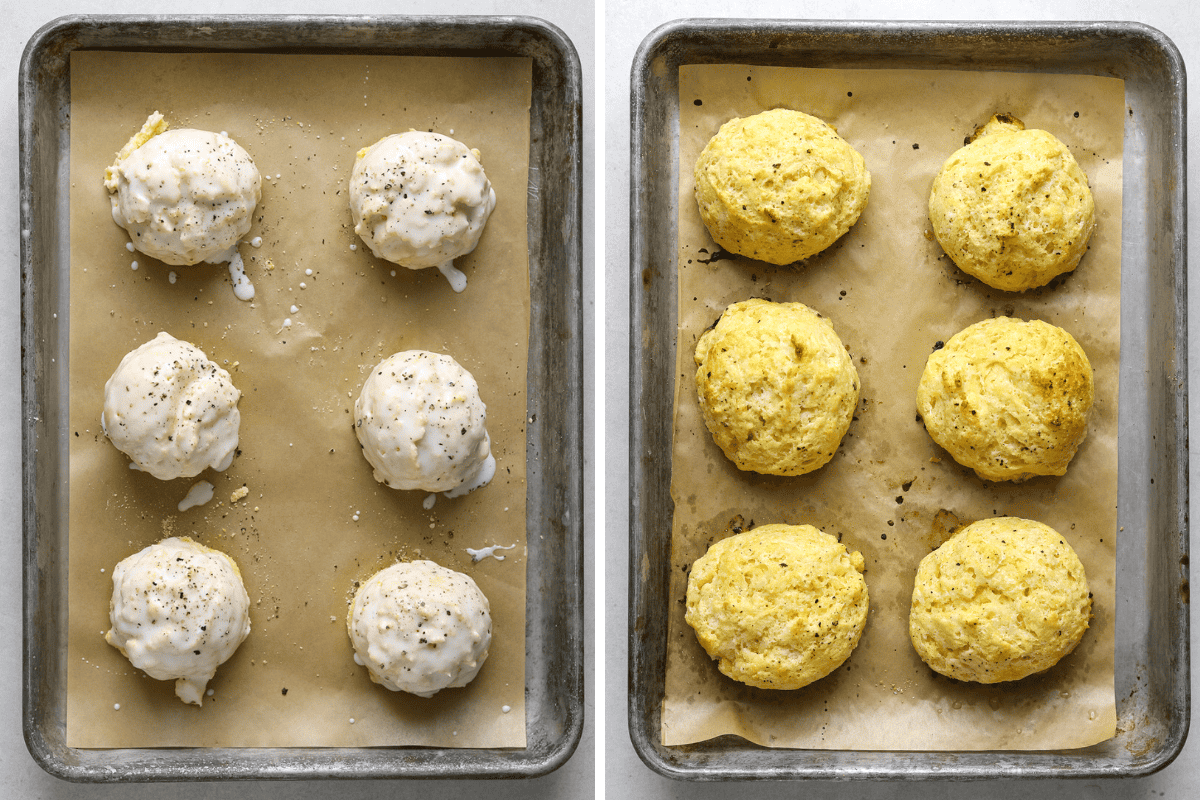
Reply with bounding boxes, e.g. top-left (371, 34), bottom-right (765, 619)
top-left (917, 317), bottom-right (1093, 482)
top-left (909, 517), bottom-right (1092, 683)
top-left (694, 108), bottom-right (870, 265)
top-left (685, 524), bottom-right (869, 690)
top-left (695, 298), bottom-right (859, 476)
top-left (928, 114), bottom-right (1095, 292)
